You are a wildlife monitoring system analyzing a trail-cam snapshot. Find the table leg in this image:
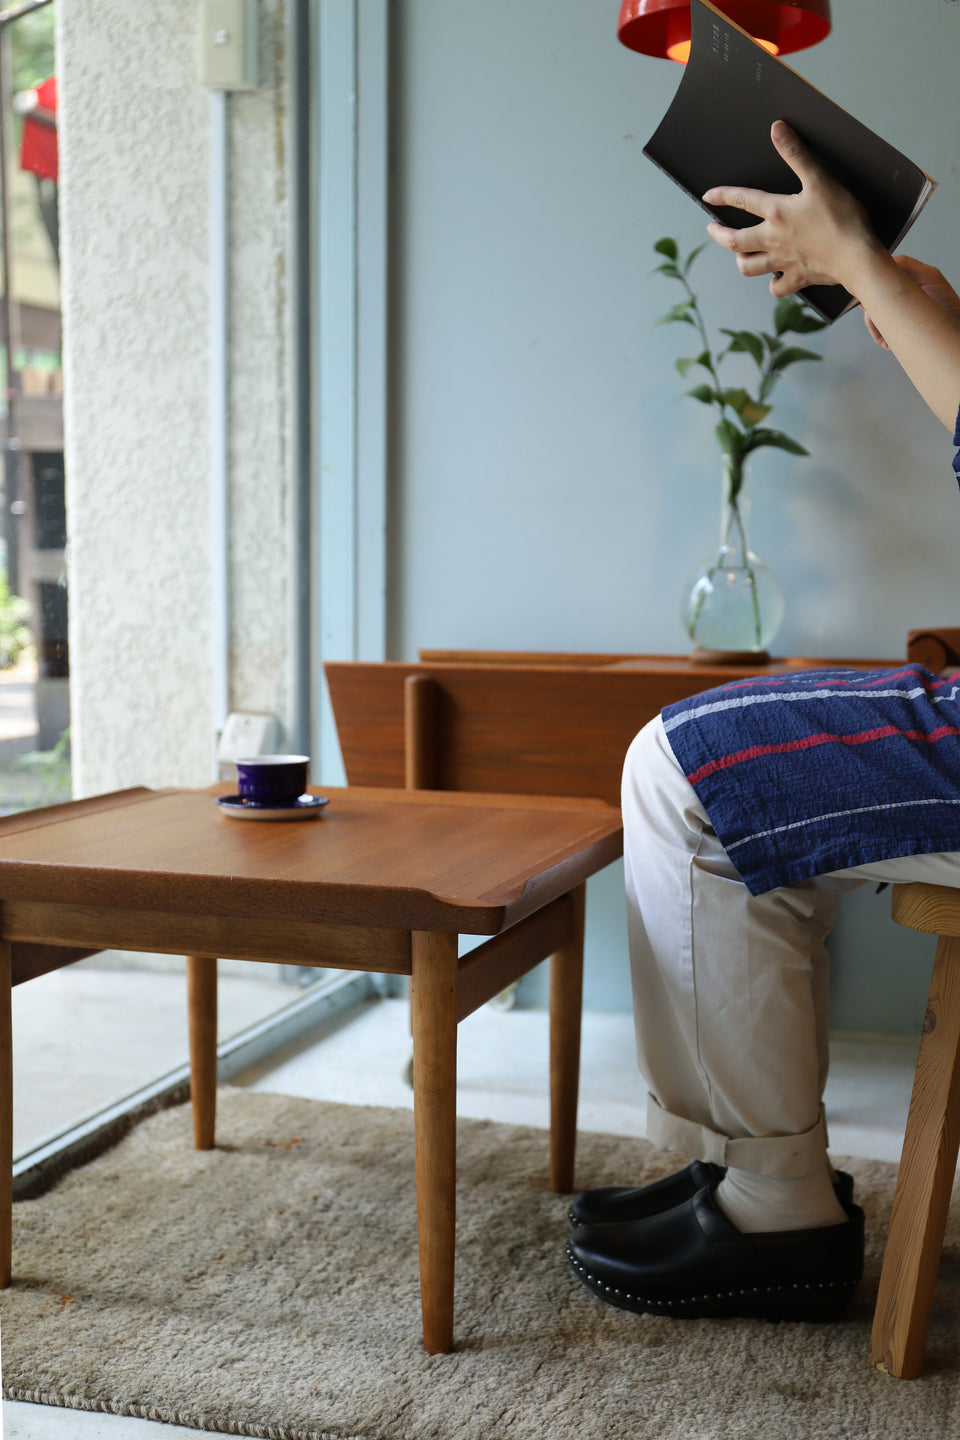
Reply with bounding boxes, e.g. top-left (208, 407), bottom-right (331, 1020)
top-left (0, 942), bottom-right (10, 1286)
top-left (187, 955), bottom-right (218, 1150)
top-left (410, 929), bottom-right (458, 1353)
top-left (549, 883), bottom-right (585, 1193)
